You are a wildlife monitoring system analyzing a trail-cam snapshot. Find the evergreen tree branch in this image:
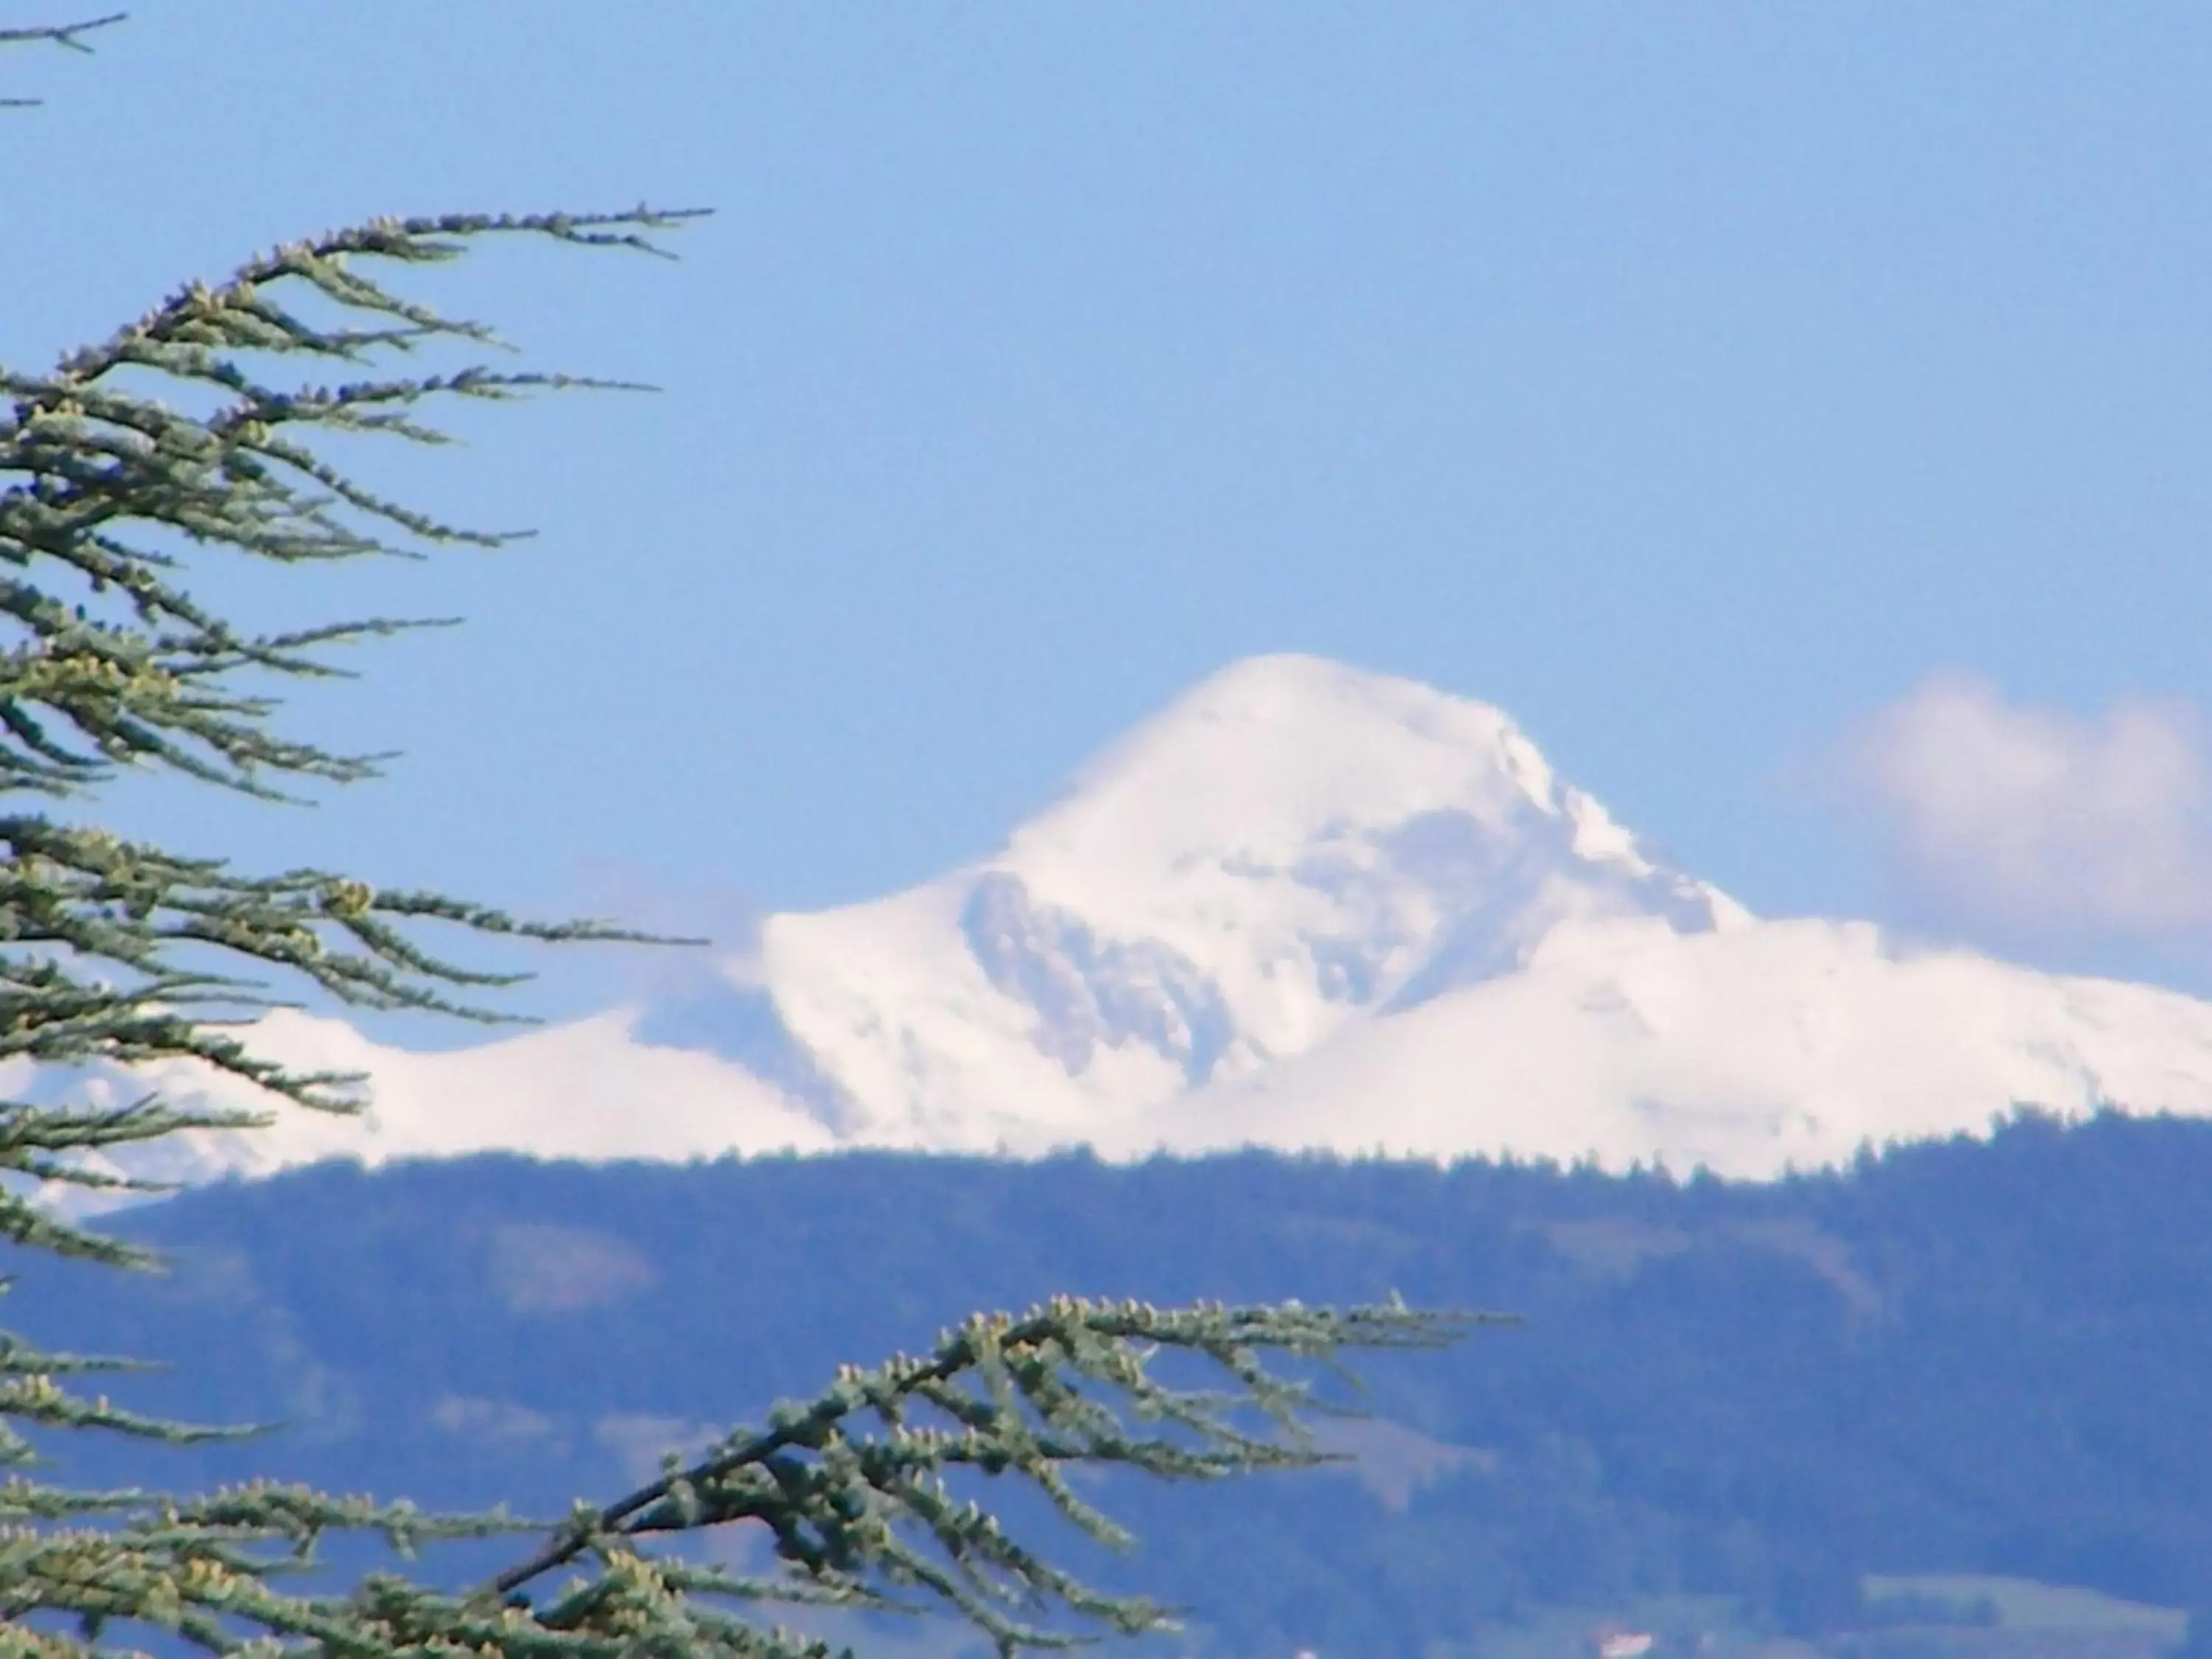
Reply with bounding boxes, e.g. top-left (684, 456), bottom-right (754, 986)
top-left (482, 1296), bottom-right (1486, 1655)
top-left (0, 10), bottom-right (123, 108)
top-left (0, 210), bottom-right (711, 1238)
top-left (1, 209), bottom-right (703, 804)
top-left (0, 13), bottom-right (123, 49)
top-left (0, 204), bottom-right (737, 1650)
